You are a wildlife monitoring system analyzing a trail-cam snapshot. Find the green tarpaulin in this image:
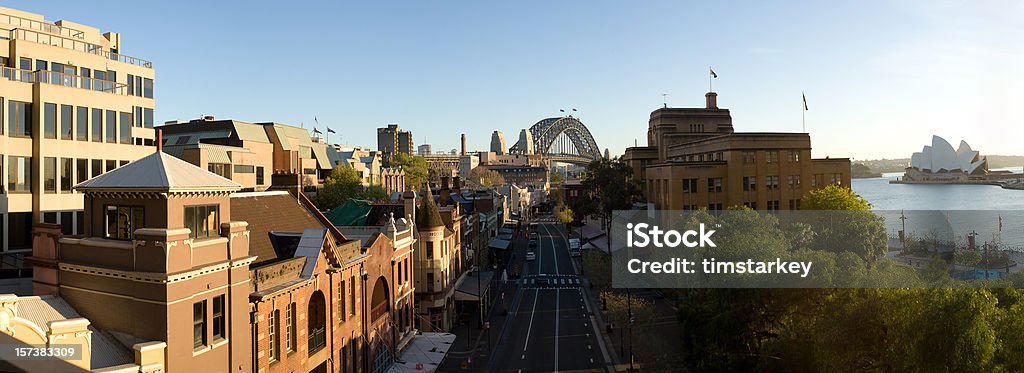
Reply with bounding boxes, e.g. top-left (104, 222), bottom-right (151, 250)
top-left (324, 199), bottom-right (372, 226)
